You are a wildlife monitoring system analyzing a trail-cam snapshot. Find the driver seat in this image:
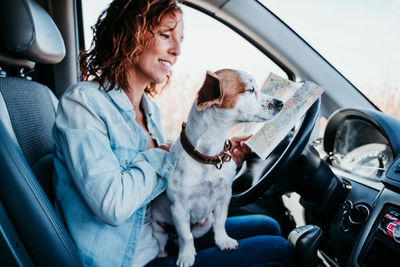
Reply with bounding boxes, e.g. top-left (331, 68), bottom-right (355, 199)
top-left (0, 0), bottom-right (81, 265)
